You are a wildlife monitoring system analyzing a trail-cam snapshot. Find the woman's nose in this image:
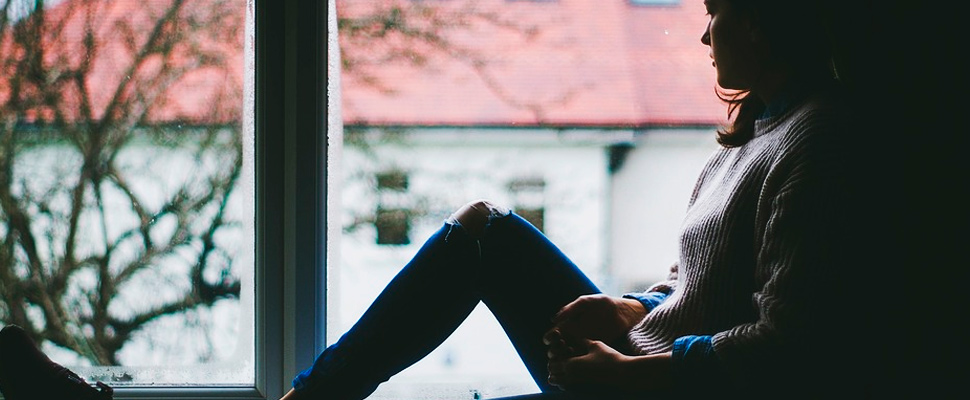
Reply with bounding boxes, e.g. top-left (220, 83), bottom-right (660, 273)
top-left (701, 22), bottom-right (711, 46)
